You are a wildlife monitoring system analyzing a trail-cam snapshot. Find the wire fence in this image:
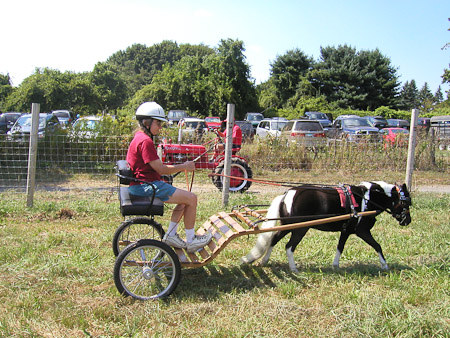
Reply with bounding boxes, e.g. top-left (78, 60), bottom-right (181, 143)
top-left (0, 132), bottom-right (448, 192)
